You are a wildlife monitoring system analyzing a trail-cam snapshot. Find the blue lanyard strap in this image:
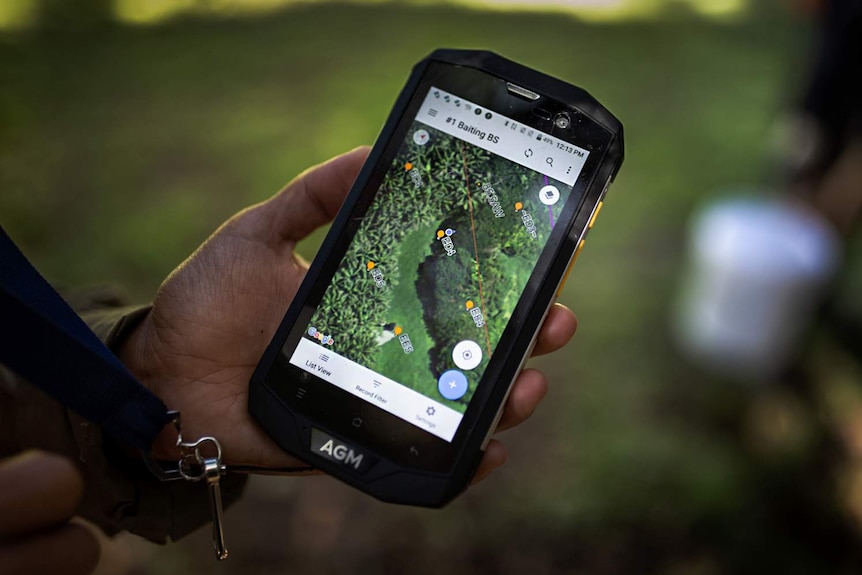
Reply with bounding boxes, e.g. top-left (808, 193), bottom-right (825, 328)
top-left (0, 226), bottom-right (171, 451)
